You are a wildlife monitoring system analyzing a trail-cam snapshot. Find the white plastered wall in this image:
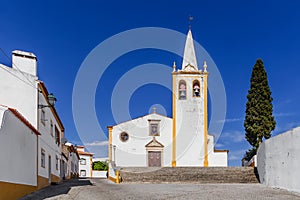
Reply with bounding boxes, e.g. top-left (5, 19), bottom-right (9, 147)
top-left (207, 134), bottom-right (228, 166)
top-left (0, 51), bottom-right (64, 182)
top-left (112, 113), bottom-right (173, 167)
top-left (175, 75), bottom-right (205, 166)
top-left (37, 91), bottom-right (62, 179)
top-left (79, 155), bottom-right (92, 177)
top-left (0, 64), bottom-right (38, 126)
top-left (257, 127), bottom-right (300, 193)
top-left (12, 51), bottom-right (37, 76)
top-left (0, 107), bottom-right (37, 186)
top-left (69, 152), bottom-right (79, 175)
